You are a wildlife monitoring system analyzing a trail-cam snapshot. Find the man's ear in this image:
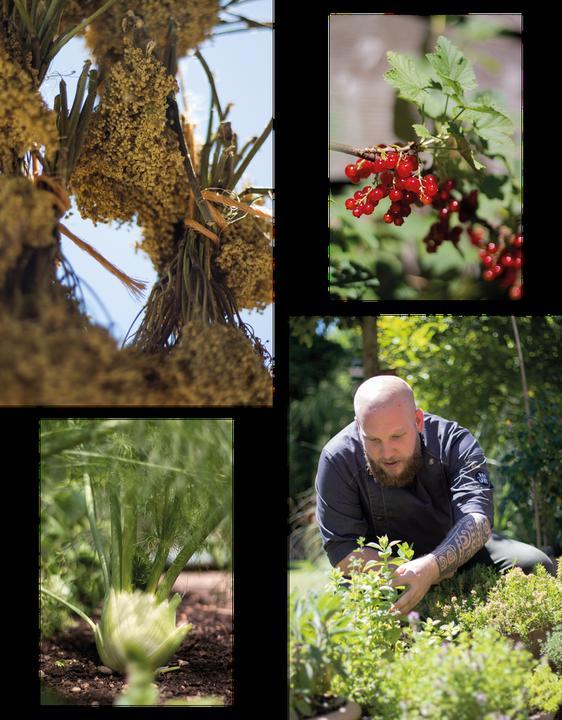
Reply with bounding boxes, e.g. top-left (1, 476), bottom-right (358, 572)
top-left (415, 408), bottom-right (424, 432)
